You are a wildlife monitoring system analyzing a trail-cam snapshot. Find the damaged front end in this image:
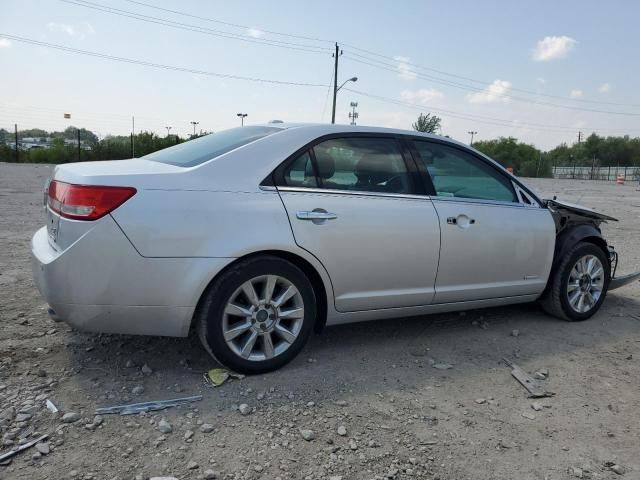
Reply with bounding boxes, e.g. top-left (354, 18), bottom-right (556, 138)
top-left (546, 199), bottom-right (640, 290)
